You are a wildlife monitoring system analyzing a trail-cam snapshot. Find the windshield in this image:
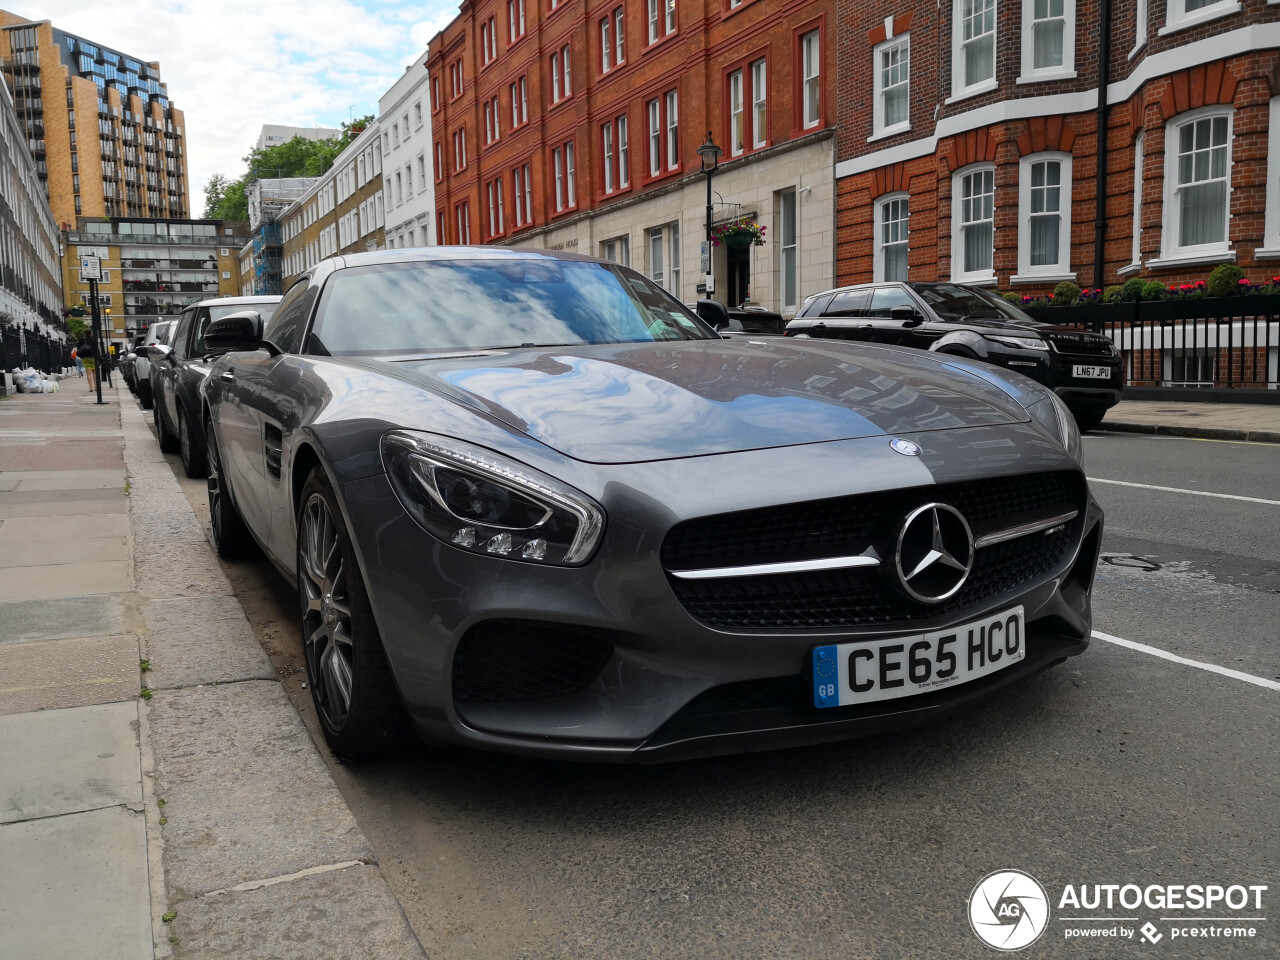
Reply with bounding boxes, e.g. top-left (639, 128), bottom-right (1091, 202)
top-left (909, 283), bottom-right (1039, 324)
top-left (308, 258), bottom-right (713, 355)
